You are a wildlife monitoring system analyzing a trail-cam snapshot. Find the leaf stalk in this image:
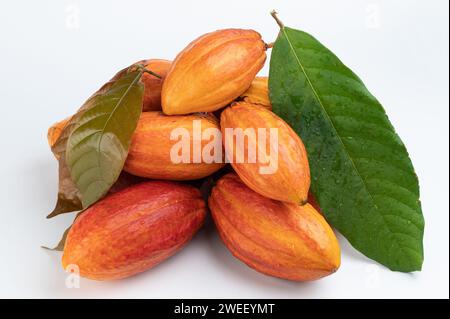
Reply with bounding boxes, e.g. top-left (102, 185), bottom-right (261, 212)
top-left (271, 10), bottom-right (285, 29)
